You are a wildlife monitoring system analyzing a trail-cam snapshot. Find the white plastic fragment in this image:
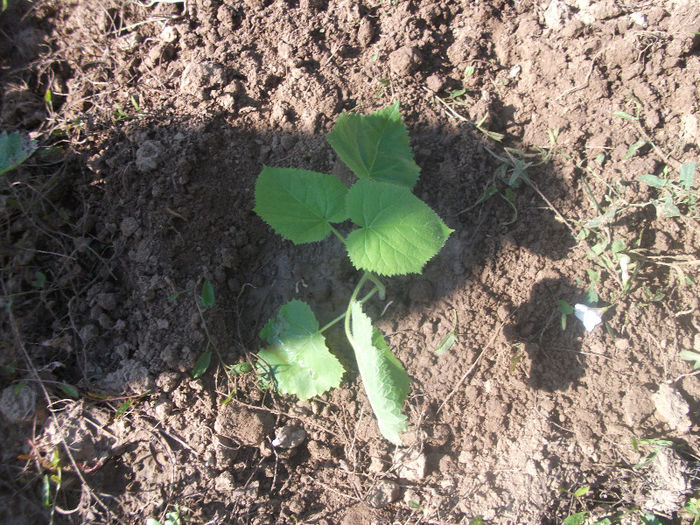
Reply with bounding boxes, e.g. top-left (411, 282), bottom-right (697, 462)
top-left (574, 304), bottom-right (603, 332)
top-left (619, 254), bottom-right (630, 285)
